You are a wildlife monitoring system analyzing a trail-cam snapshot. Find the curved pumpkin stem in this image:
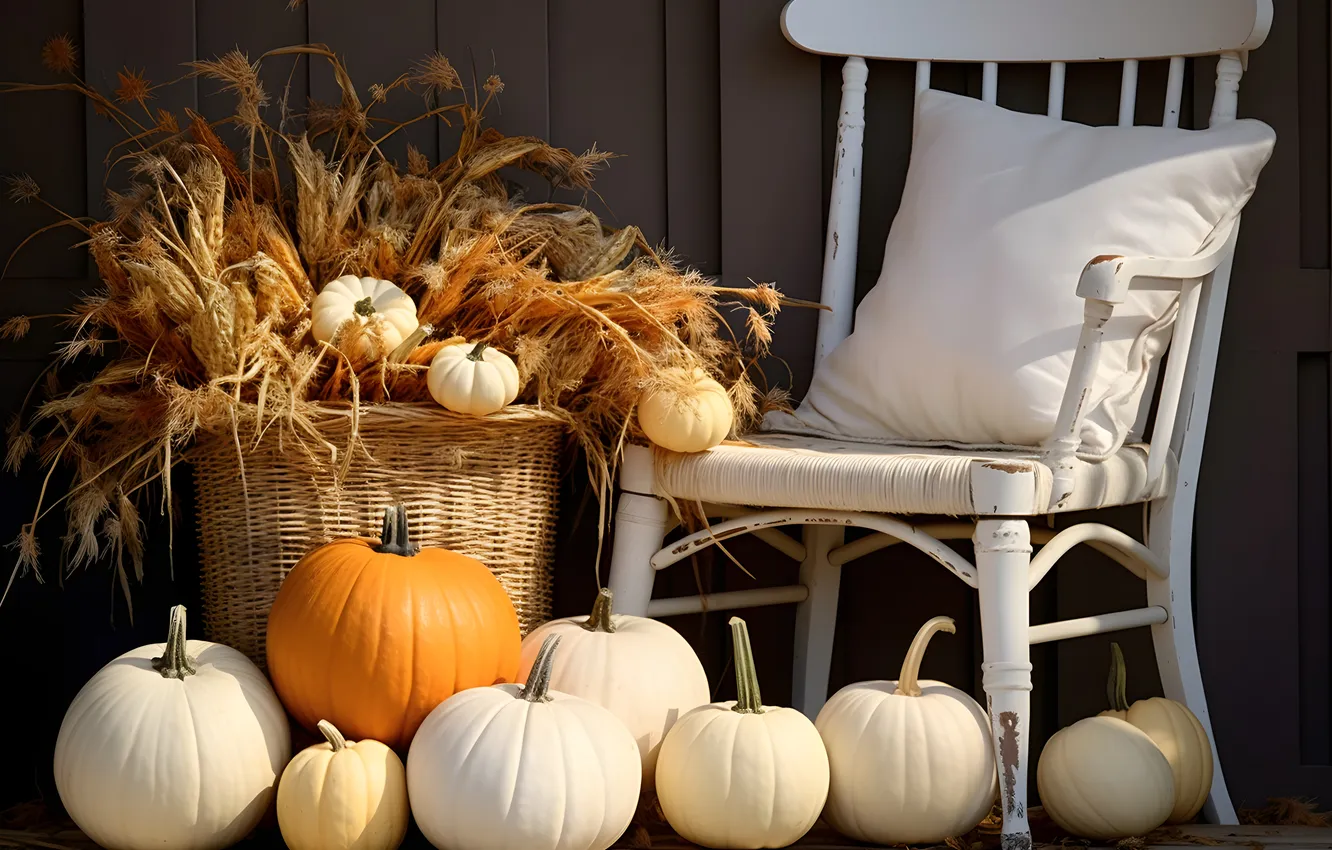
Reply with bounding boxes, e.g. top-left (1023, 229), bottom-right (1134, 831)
top-left (317, 720), bottom-right (348, 751)
top-left (895, 616), bottom-right (955, 697)
top-left (521, 634), bottom-right (562, 703)
top-left (1107, 642), bottom-right (1130, 712)
top-left (582, 587), bottom-right (617, 633)
top-left (374, 504), bottom-right (420, 556)
top-left (467, 342), bottom-right (488, 362)
top-left (151, 605), bottom-right (197, 680)
top-left (729, 616), bottom-right (765, 714)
